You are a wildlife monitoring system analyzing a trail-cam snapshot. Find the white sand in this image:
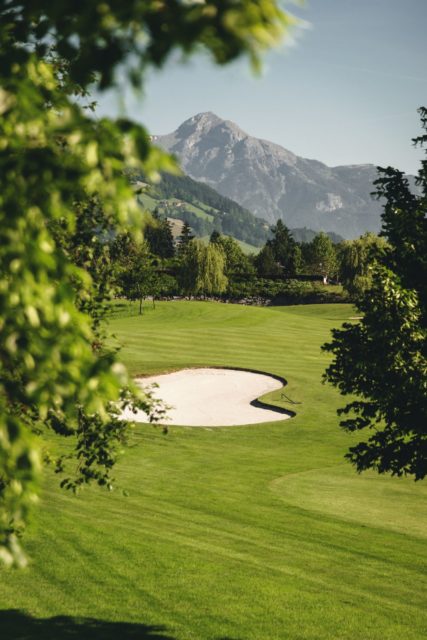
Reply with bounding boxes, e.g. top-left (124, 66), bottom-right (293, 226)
top-left (121, 368), bottom-right (291, 427)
